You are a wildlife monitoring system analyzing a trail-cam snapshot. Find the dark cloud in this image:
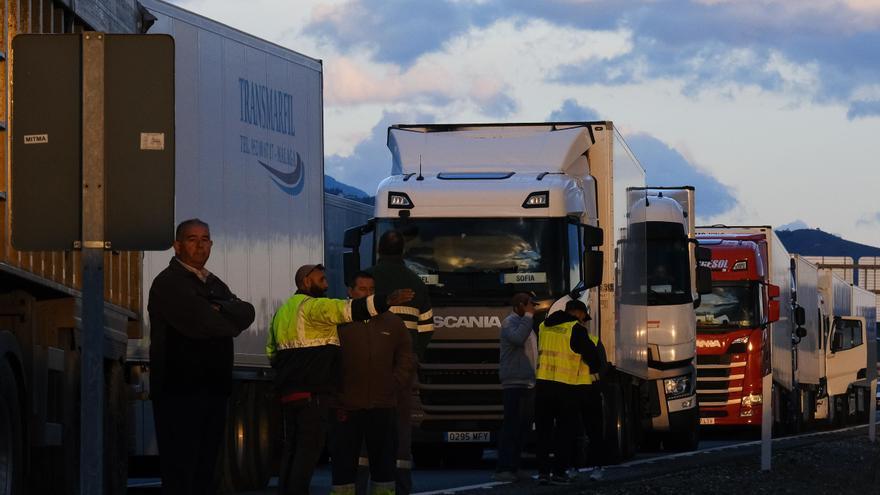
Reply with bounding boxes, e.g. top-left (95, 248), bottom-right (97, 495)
top-left (305, 0), bottom-right (489, 68)
top-left (626, 133), bottom-right (738, 218)
top-left (847, 100), bottom-right (880, 120)
top-left (547, 99), bottom-right (600, 121)
top-left (481, 92), bottom-right (519, 117)
top-left (305, 1), bottom-right (880, 110)
top-left (325, 111), bottom-right (436, 193)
